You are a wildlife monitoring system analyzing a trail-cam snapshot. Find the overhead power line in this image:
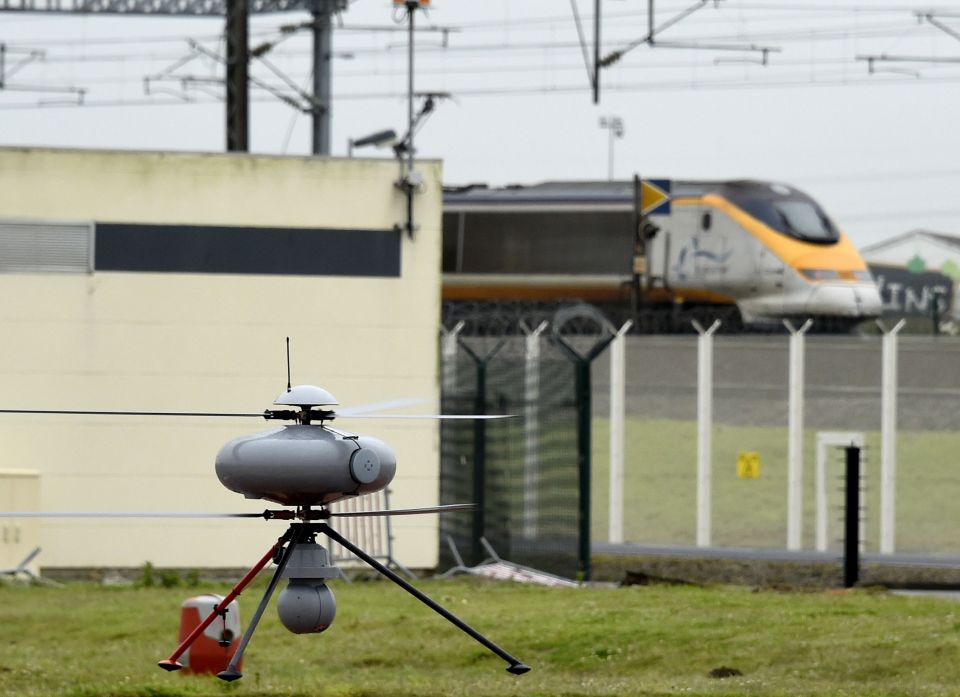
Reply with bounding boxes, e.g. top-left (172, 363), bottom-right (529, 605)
top-left (4, 64), bottom-right (960, 110)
